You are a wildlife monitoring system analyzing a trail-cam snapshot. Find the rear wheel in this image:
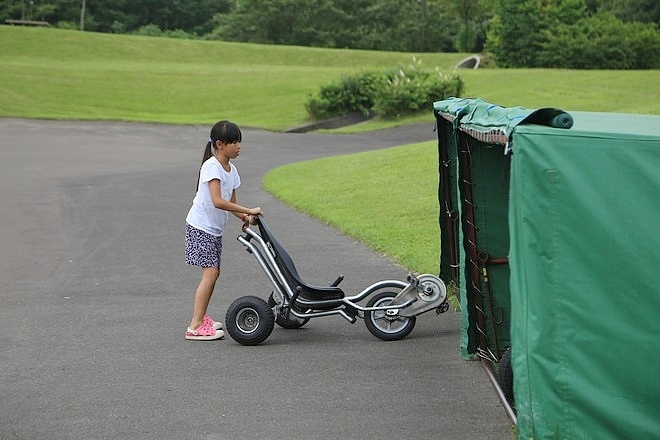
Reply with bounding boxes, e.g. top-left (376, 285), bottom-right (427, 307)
top-left (364, 291), bottom-right (416, 341)
top-left (225, 296), bottom-right (274, 346)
